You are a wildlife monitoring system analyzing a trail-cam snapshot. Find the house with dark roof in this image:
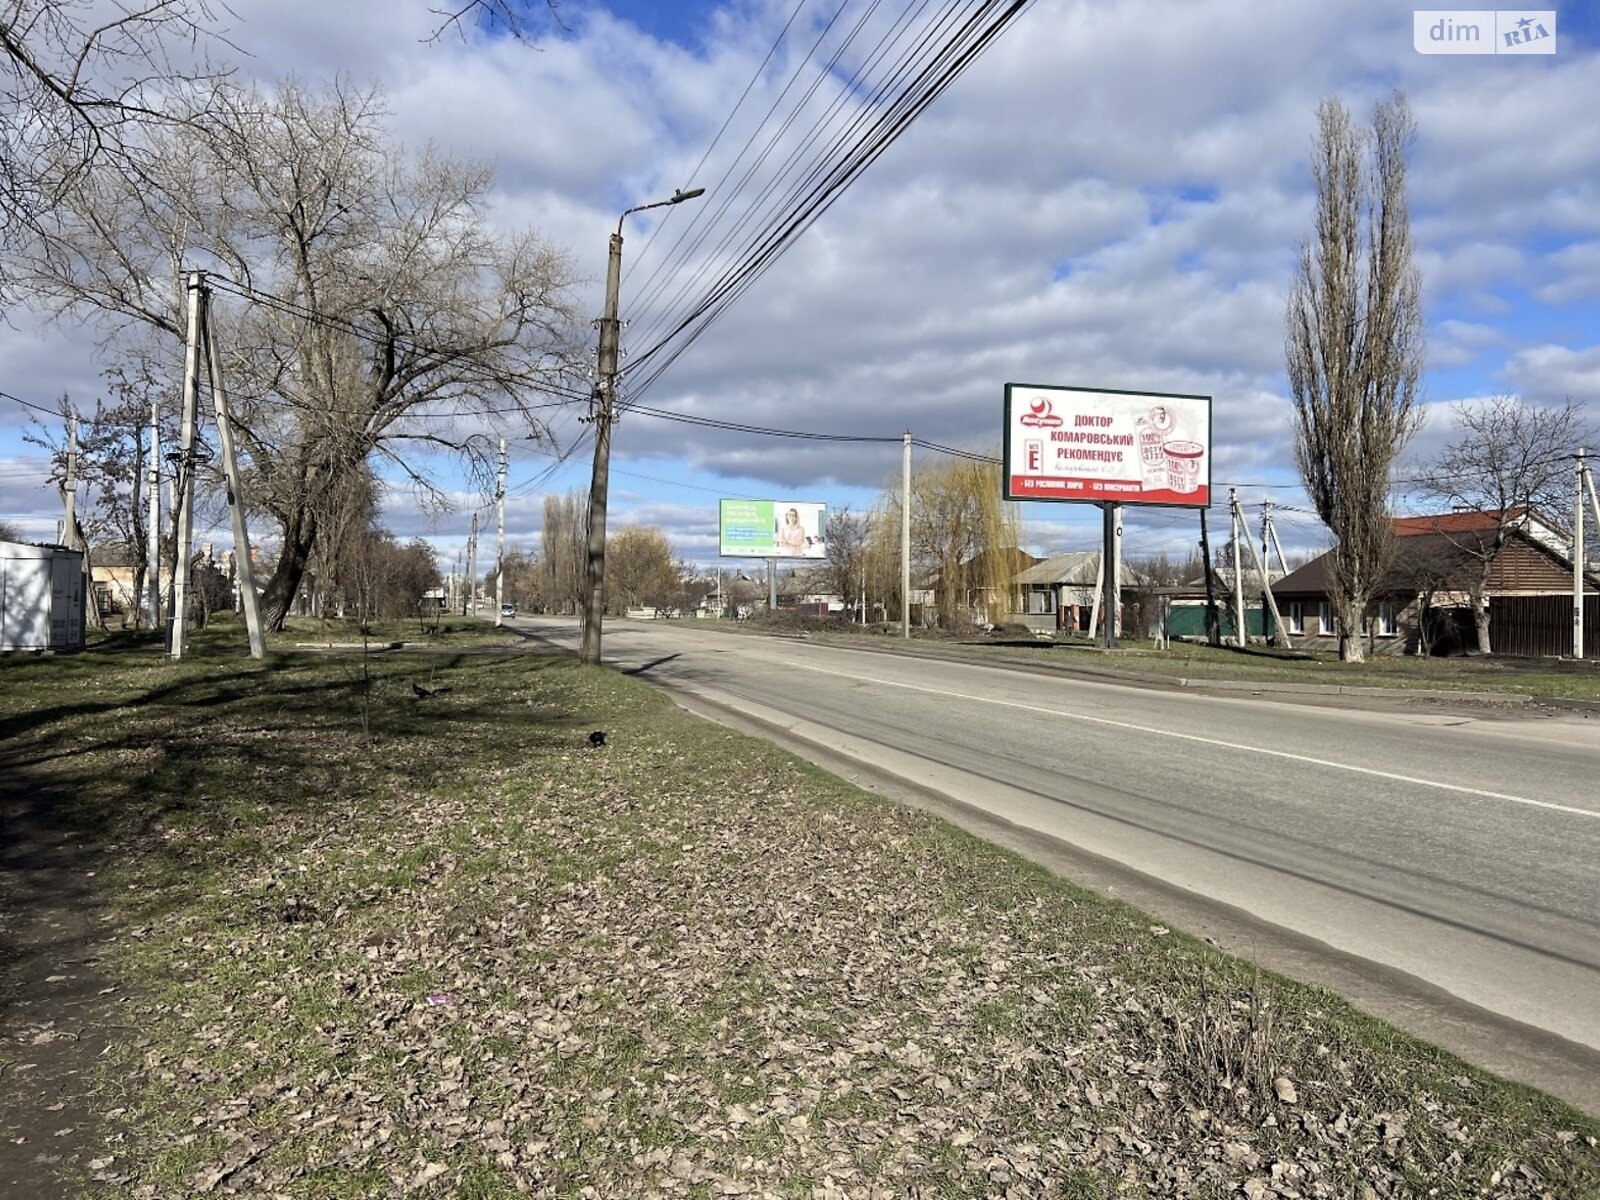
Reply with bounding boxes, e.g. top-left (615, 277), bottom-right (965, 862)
top-left (1272, 511), bottom-right (1597, 657)
top-left (1009, 551), bottom-right (1156, 635)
